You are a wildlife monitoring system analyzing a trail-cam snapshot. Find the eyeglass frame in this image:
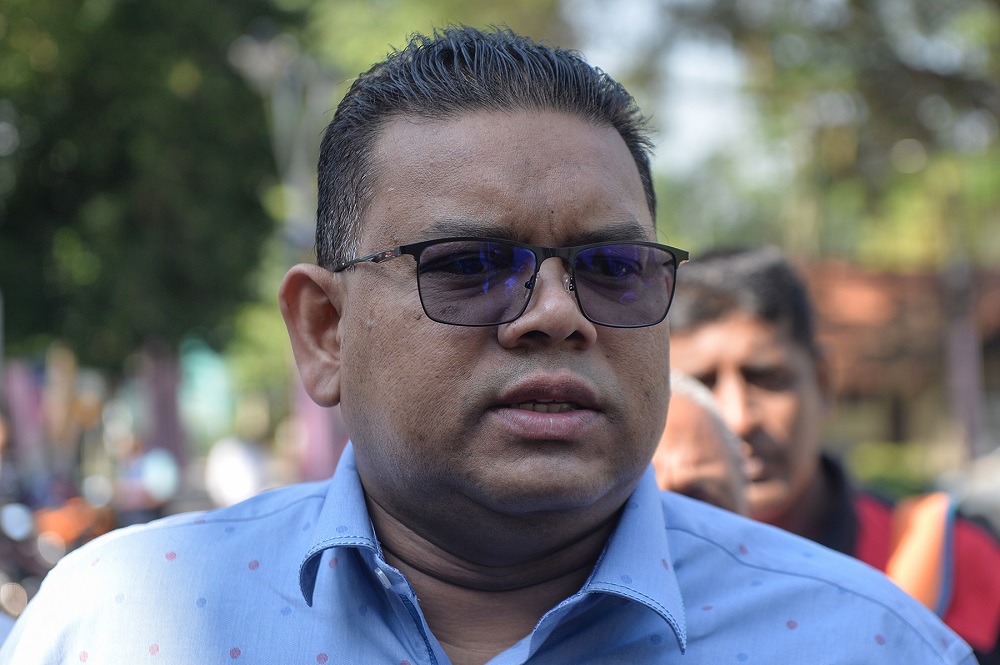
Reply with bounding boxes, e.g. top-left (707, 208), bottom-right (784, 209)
top-left (330, 236), bottom-right (690, 328)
